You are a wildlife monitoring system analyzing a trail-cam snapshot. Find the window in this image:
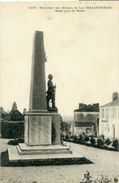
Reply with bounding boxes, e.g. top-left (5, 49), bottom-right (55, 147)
top-left (112, 108), bottom-right (116, 119)
top-left (114, 109), bottom-right (116, 118)
top-left (102, 109), bottom-right (104, 118)
top-left (106, 108), bottom-right (109, 119)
